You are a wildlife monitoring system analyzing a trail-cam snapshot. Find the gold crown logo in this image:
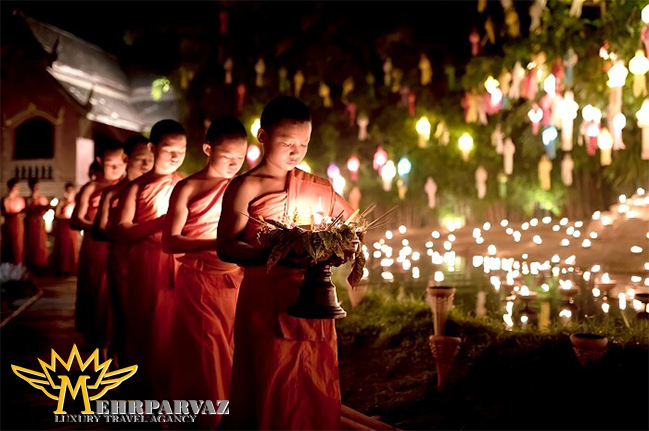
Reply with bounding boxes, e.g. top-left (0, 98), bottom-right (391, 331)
top-left (12, 344), bottom-right (137, 414)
